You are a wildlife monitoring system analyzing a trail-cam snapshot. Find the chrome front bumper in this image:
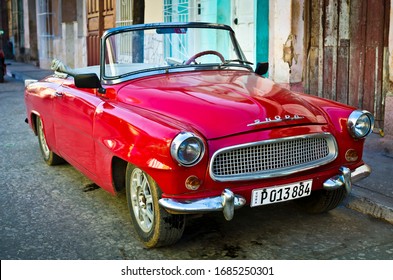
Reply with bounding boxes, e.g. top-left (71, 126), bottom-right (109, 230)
top-left (159, 164), bottom-right (371, 221)
top-left (323, 164), bottom-right (371, 194)
top-left (159, 189), bottom-right (246, 221)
